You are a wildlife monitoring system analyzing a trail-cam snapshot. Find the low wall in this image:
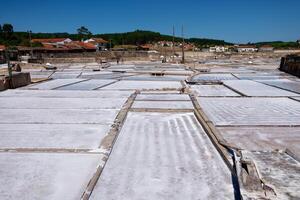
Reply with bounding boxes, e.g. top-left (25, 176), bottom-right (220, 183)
top-left (43, 57), bottom-right (96, 63)
top-left (279, 55), bottom-right (300, 77)
top-left (0, 72), bottom-right (31, 91)
top-left (9, 72), bottom-right (31, 89)
top-left (40, 51), bottom-right (150, 63)
top-left (0, 79), bottom-right (5, 91)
